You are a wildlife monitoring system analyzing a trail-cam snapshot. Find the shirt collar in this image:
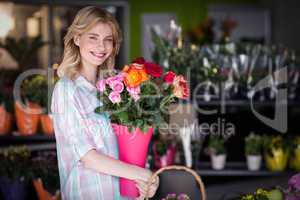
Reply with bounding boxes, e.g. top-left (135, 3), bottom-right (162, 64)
top-left (75, 74), bottom-right (97, 92)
